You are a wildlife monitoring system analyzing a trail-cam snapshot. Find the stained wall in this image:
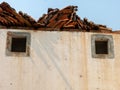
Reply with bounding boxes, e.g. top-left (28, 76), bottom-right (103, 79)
top-left (0, 29), bottom-right (119, 90)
